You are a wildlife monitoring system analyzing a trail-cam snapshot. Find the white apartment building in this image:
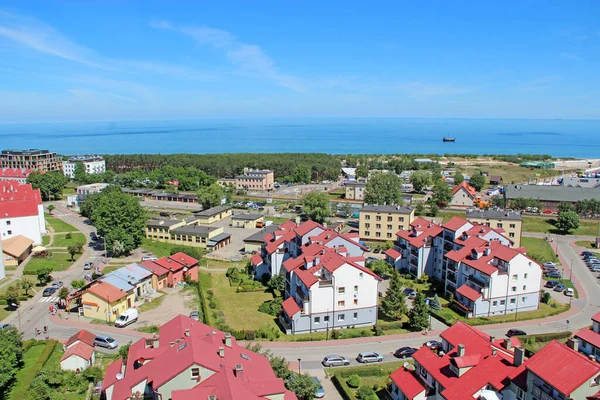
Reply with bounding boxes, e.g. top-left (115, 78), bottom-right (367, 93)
top-left (63, 155), bottom-right (105, 179)
top-left (67, 183), bottom-right (109, 210)
top-left (0, 182), bottom-right (45, 245)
